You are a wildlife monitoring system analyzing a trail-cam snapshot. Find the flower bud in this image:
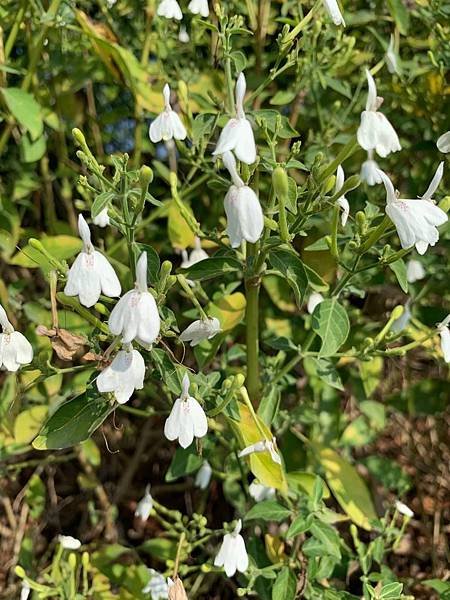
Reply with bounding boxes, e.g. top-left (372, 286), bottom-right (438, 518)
top-left (139, 165), bottom-right (153, 188)
top-left (68, 553), bottom-right (77, 569)
top-left (438, 195), bottom-right (450, 212)
top-left (390, 305), bottom-right (404, 321)
top-left (72, 128), bottom-right (86, 147)
top-left (356, 211), bottom-right (366, 232)
top-left (82, 552), bottom-right (90, 569)
top-left (234, 373), bottom-right (246, 387)
top-left (160, 260), bottom-right (173, 279)
top-left (272, 167), bottom-right (289, 199)
top-left (348, 240), bottom-right (358, 249)
top-left (15, 566), bottom-right (26, 578)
